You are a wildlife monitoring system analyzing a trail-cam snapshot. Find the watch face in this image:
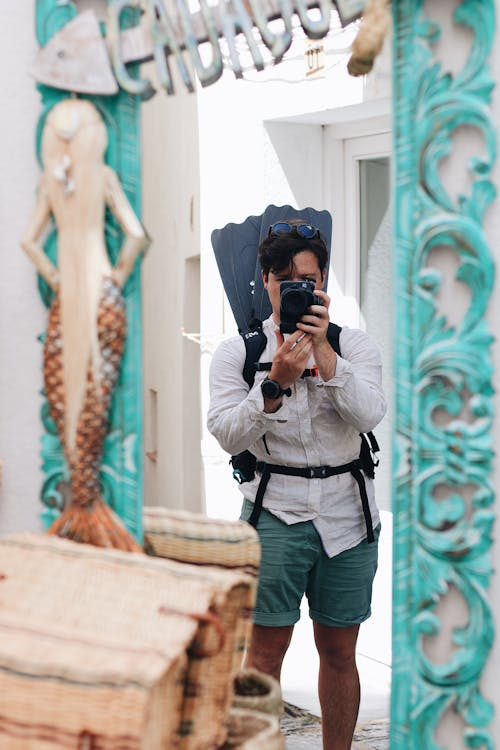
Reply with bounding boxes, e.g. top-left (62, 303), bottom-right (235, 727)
top-left (261, 378), bottom-right (281, 399)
